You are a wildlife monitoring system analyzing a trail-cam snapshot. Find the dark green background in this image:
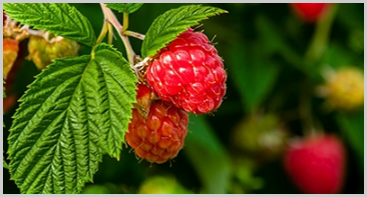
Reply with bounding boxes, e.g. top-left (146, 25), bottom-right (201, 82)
top-left (3, 3), bottom-right (364, 194)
